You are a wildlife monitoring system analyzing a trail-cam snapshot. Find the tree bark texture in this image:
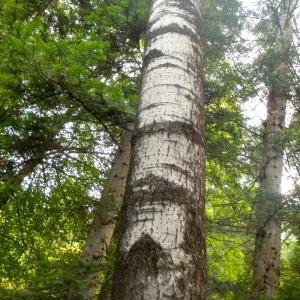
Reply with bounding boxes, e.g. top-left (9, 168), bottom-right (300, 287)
top-left (250, 2), bottom-right (293, 299)
top-left (111, 0), bottom-right (206, 299)
top-left (250, 90), bottom-right (286, 300)
top-left (68, 129), bottom-right (132, 300)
